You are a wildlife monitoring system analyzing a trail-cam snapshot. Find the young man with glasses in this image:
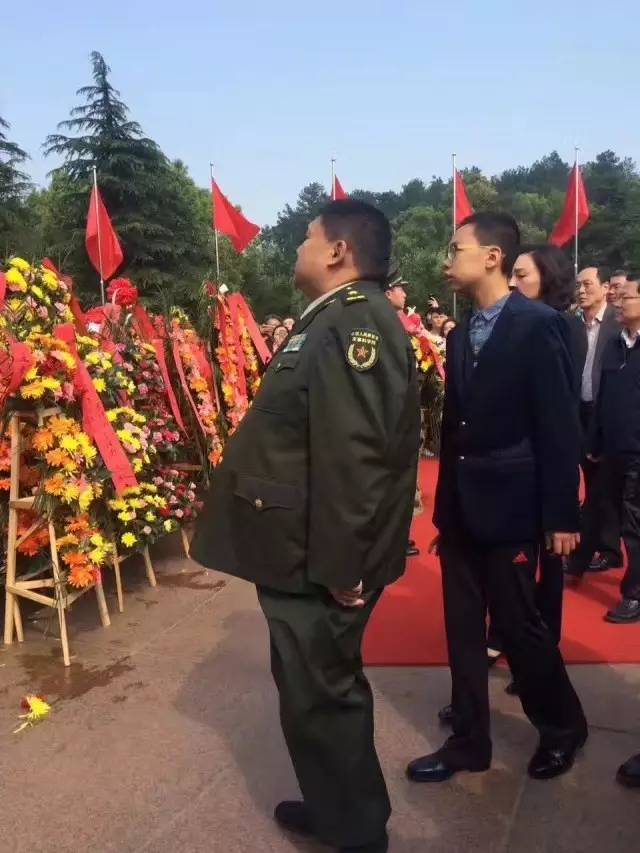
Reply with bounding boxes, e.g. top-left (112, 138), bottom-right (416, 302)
top-left (588, 275), bottom-right (640, 624)
top-left (407, 212), bottom-right (587, 784)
